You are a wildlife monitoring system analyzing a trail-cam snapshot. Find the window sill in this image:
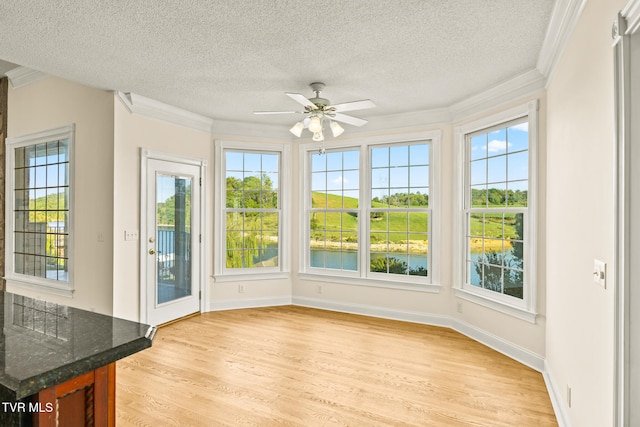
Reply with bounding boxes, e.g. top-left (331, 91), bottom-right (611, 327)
top-left (4, 276), bottom-right (74, 298)
top-left (212, 272), bottom-right (290, 283)
top-left (299, 272), bottom-right (441, 293)
top-left (454, 287), bottom-right (537, 323)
